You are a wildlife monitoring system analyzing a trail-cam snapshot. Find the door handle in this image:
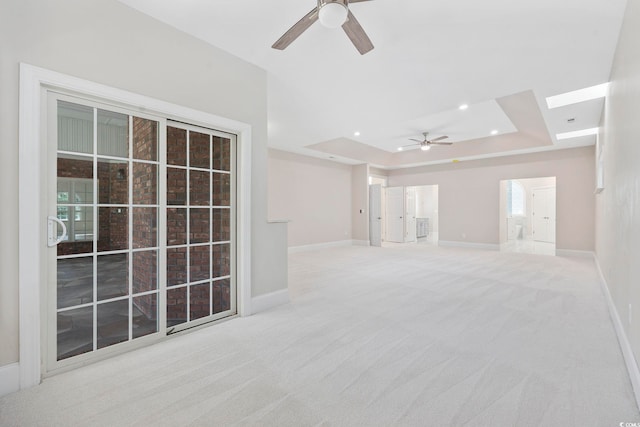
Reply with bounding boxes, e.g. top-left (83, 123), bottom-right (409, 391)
top-left (47, 216), bottom-right (68, 247)
top-left (377, 217), bottom-right (381, 220)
